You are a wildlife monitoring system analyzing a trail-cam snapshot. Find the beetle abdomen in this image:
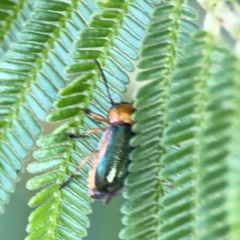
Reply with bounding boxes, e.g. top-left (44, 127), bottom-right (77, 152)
top-left (95, 124), bottom-right (134, 193)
